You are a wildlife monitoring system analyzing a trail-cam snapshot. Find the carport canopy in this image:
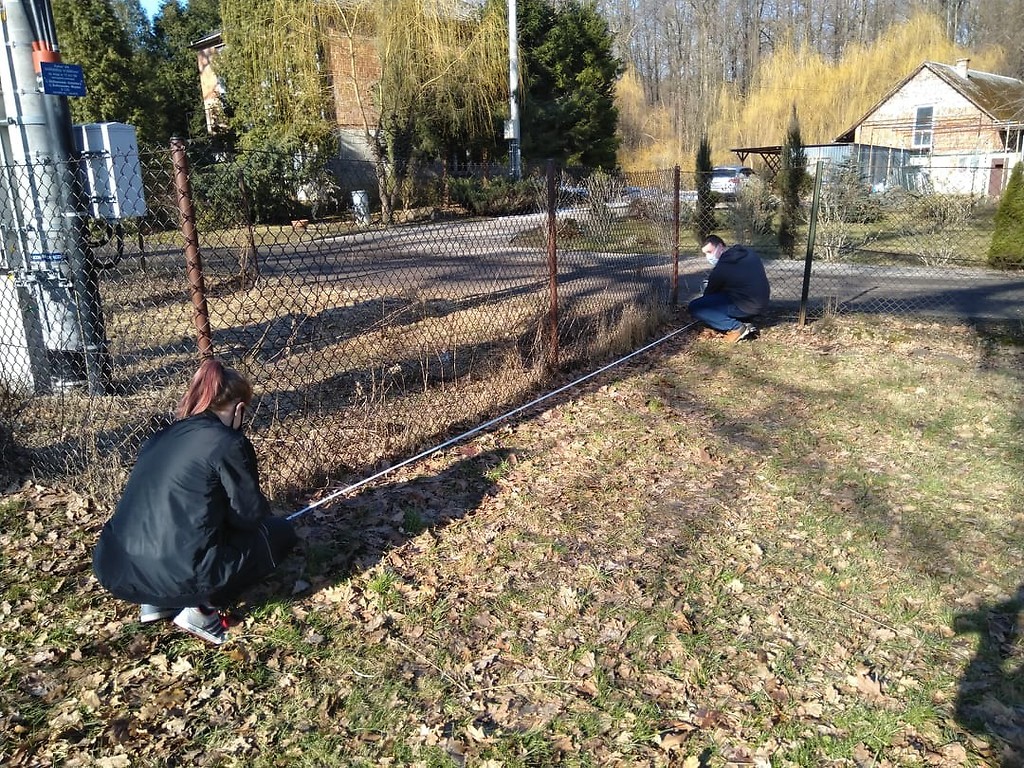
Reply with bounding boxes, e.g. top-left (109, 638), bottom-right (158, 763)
top-left (731, 146), bottom-right (781, 176)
